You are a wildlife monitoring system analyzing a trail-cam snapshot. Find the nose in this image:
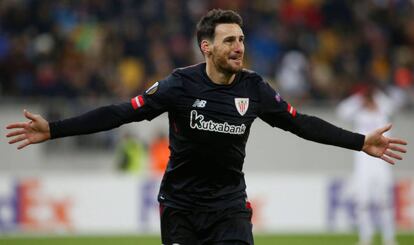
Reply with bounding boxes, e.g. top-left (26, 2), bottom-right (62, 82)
top-left (234, 41), bottom-right (244, 53)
